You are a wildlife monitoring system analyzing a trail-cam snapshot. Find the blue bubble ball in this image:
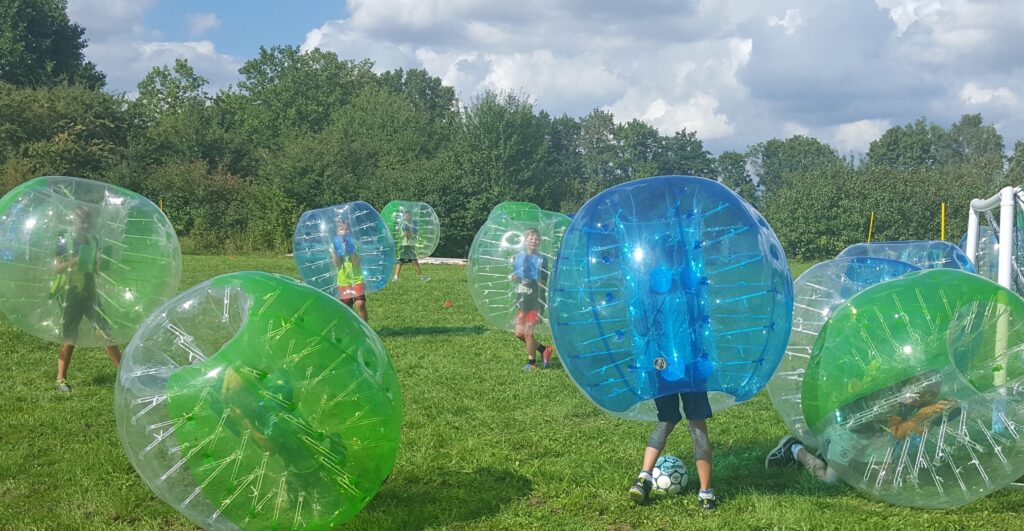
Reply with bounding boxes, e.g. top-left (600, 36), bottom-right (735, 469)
top-left (293, 202), bottom-right (395, 298)
top-left (550, 175), bottom-right (793, 420)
